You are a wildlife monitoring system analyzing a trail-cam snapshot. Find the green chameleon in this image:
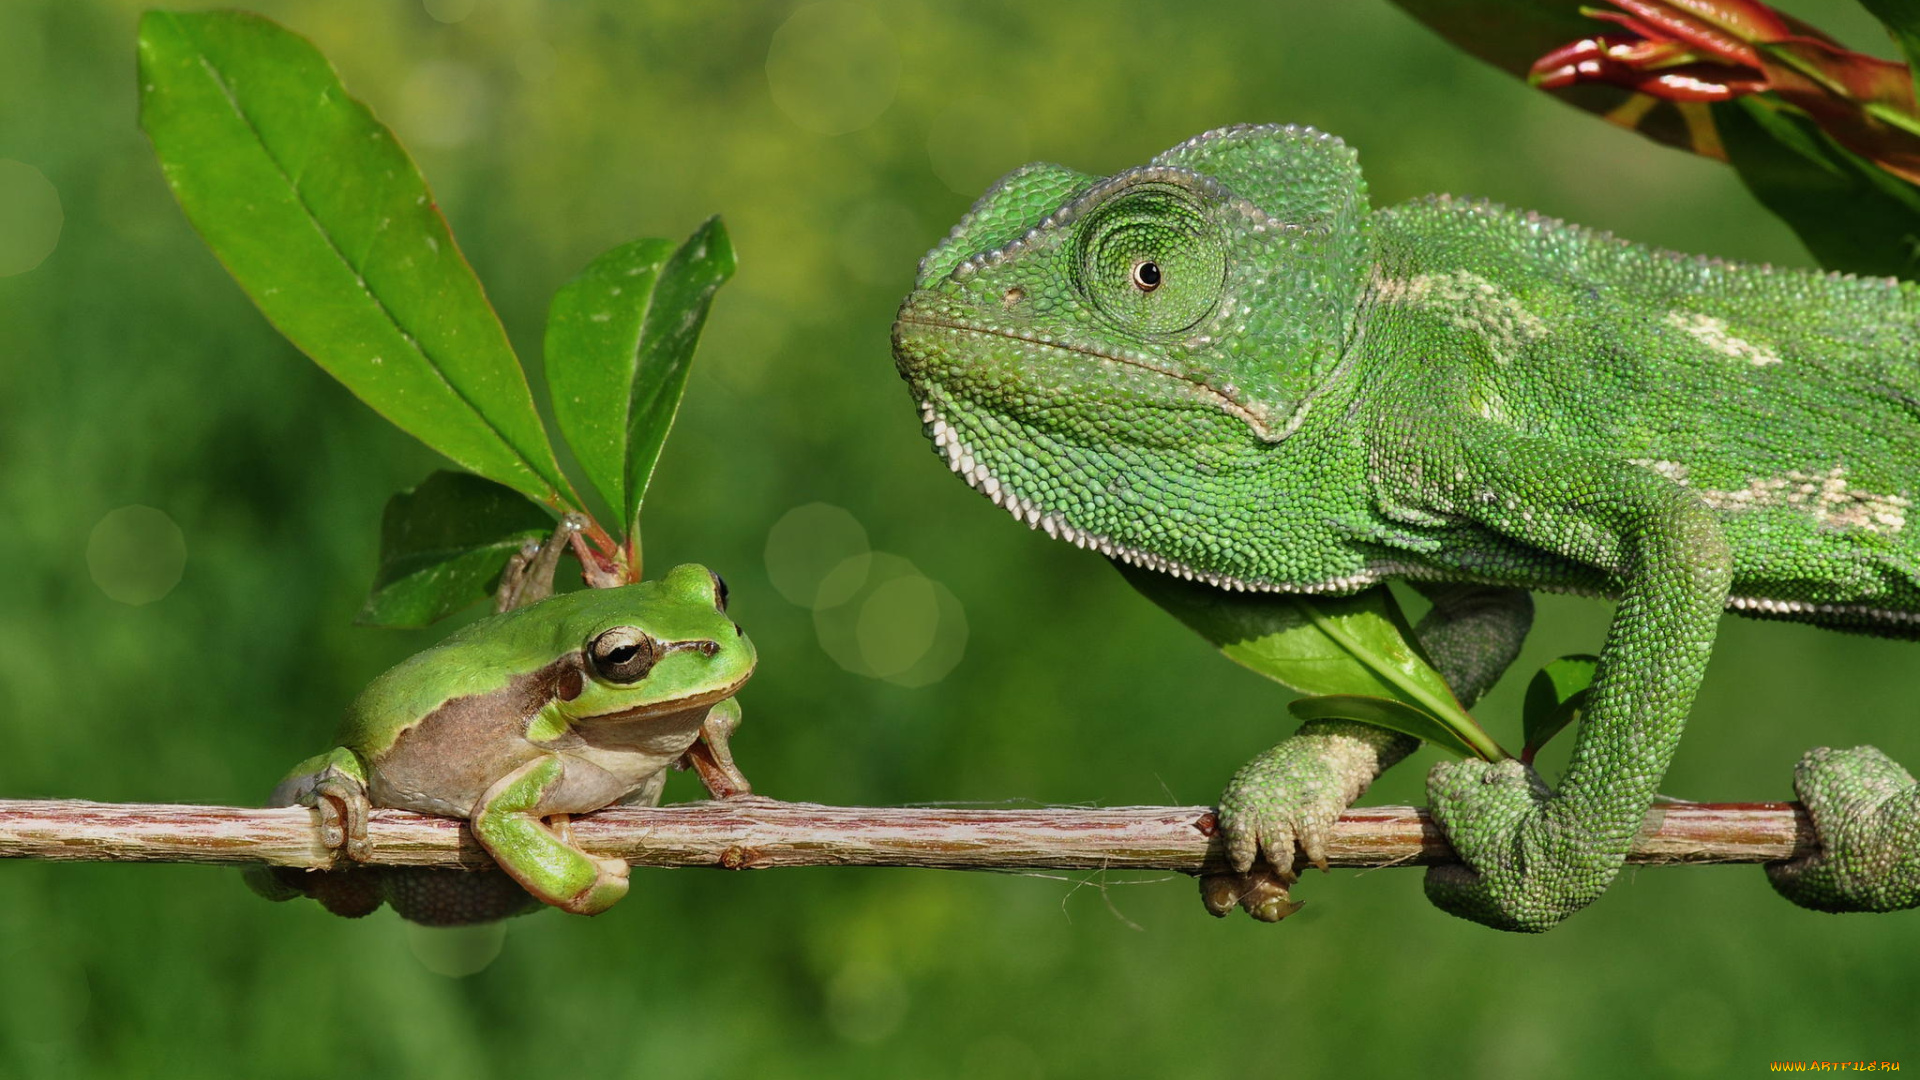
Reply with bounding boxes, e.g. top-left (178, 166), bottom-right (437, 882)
top-left (248, 562), bottom-right (755, 925)
top-left (891, 123), bottom-right (1920, 933)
